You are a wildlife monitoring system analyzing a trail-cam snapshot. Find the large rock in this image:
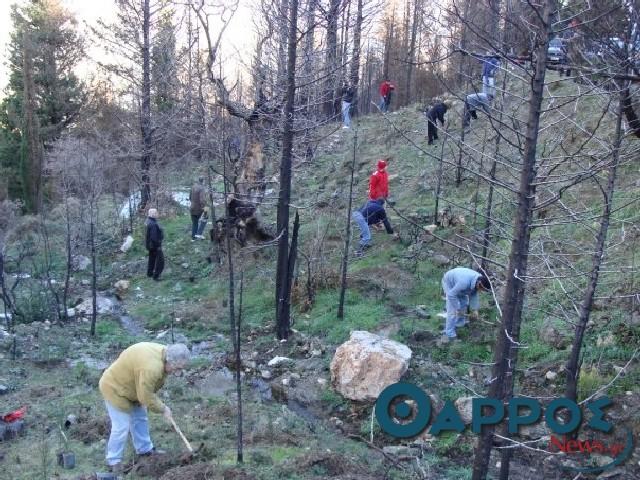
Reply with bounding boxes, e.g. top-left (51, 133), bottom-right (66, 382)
top-left (72, 255), bottom-right (91, 272)
top-left (455, 396), bottom-right (474, 424)
top-left (76, 296), bottom-right (115, 316)
top-left (120, 235), bottom-right (134, 253)
top-left (431, 254), bottom-right (451, 266)
top-left (540, 318), bottom-right (570, 349)
top-left (114, 280), bottom-right (130, 299)
top-left (330, 331), bottom-right (412, 402)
